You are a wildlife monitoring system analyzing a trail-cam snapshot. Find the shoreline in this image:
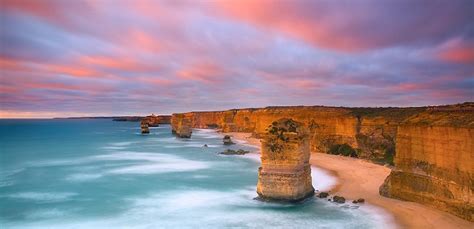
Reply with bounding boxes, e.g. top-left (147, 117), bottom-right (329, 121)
top-left (228, 132), bottom-right (473, 229)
